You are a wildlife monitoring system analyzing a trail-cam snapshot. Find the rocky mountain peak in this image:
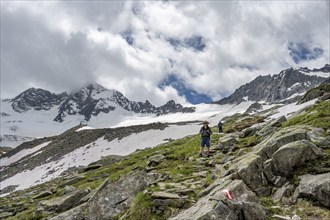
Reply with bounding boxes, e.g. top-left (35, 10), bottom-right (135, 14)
top-left (53, 83), bottom-right (195, 122)
top-left (10, 88), bottom-right (67, 112)
top-left (215, 65), bottom-right (329, 105)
